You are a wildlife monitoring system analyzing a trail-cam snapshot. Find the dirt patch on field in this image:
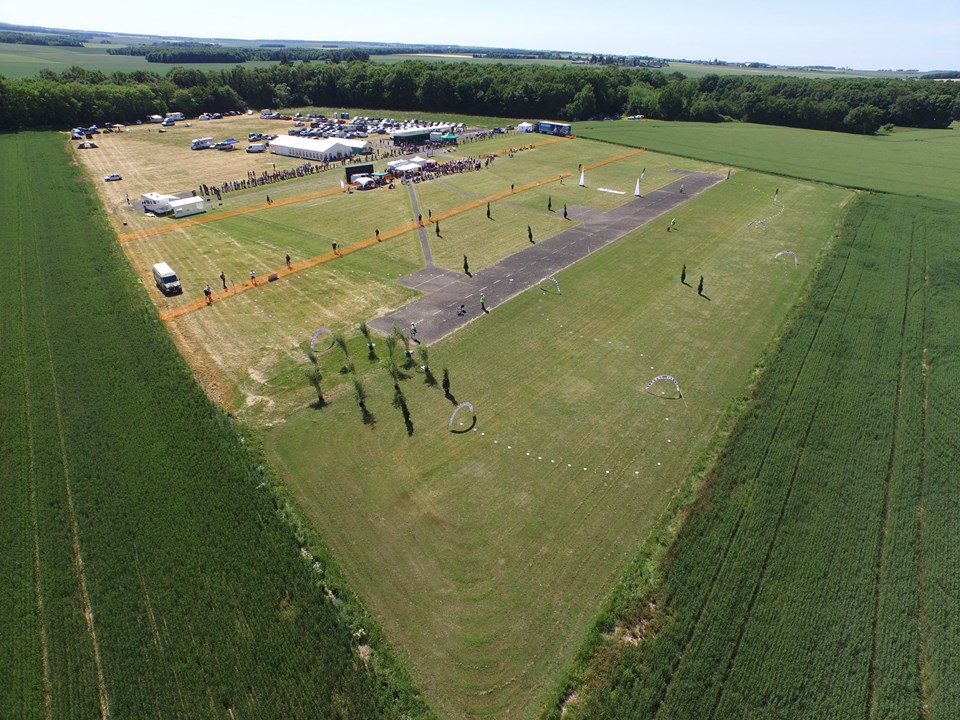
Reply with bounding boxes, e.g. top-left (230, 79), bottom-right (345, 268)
top-left (165, 318), bottom-right (237, 412)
